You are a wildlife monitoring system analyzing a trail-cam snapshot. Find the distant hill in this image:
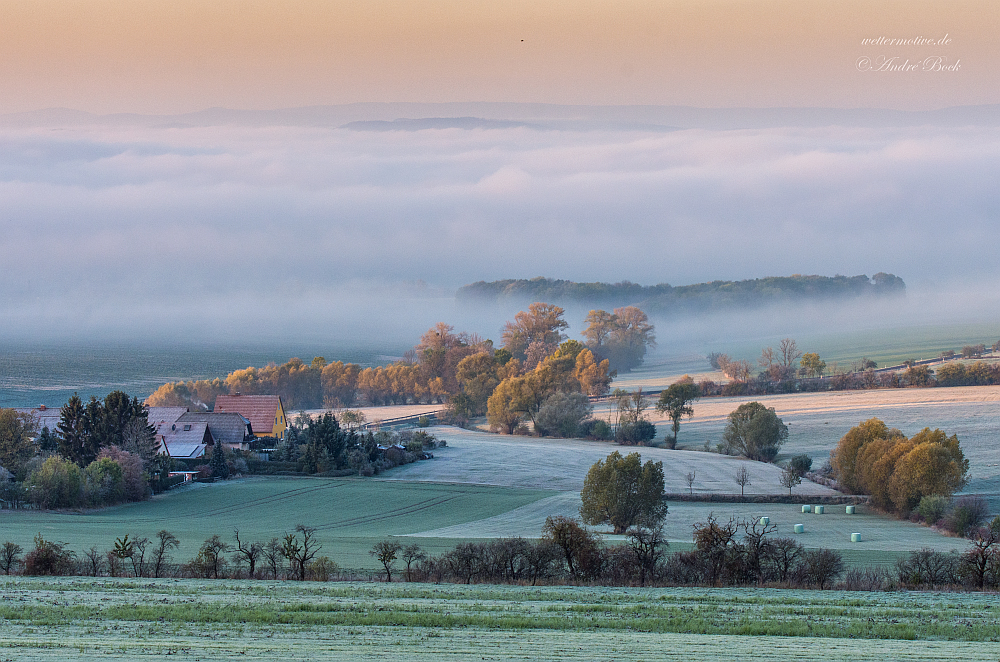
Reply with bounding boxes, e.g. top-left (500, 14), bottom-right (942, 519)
top-left (456, 273), bottom-right (906, 313)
